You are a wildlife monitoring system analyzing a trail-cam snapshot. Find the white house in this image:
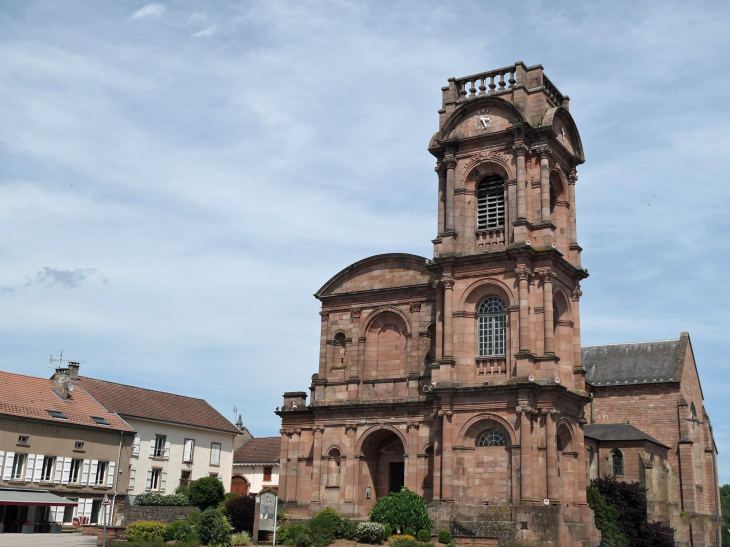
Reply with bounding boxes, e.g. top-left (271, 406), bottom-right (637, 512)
top-left (231, 437), bottom-right (280, 496)
top-left (76, 372), bottom-right (239, 502)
